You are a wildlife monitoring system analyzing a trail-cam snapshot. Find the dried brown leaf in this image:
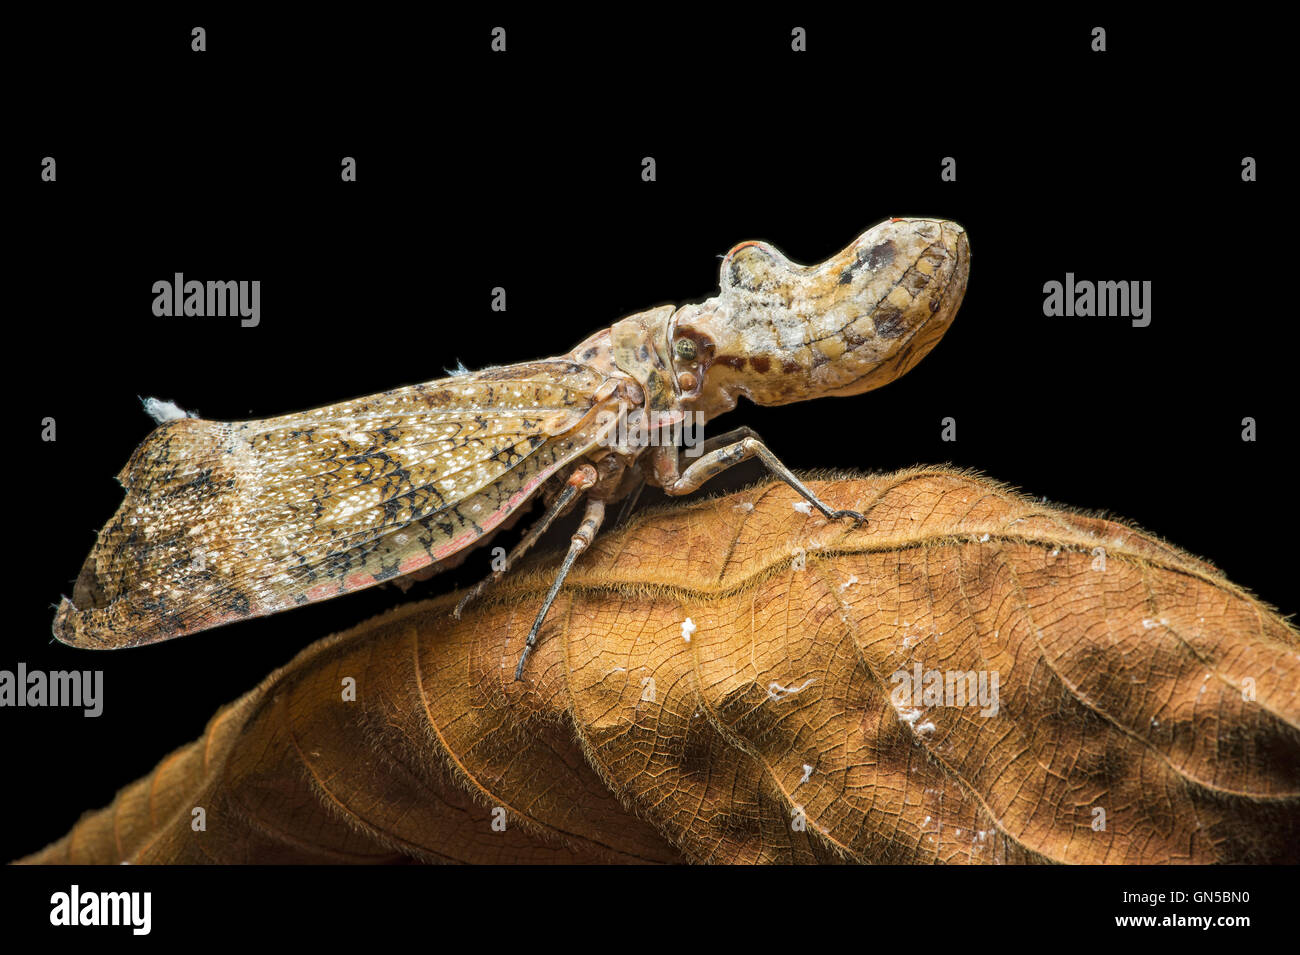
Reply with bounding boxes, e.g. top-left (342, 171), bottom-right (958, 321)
top-left (19, 469), bottom-right (1300, 864)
